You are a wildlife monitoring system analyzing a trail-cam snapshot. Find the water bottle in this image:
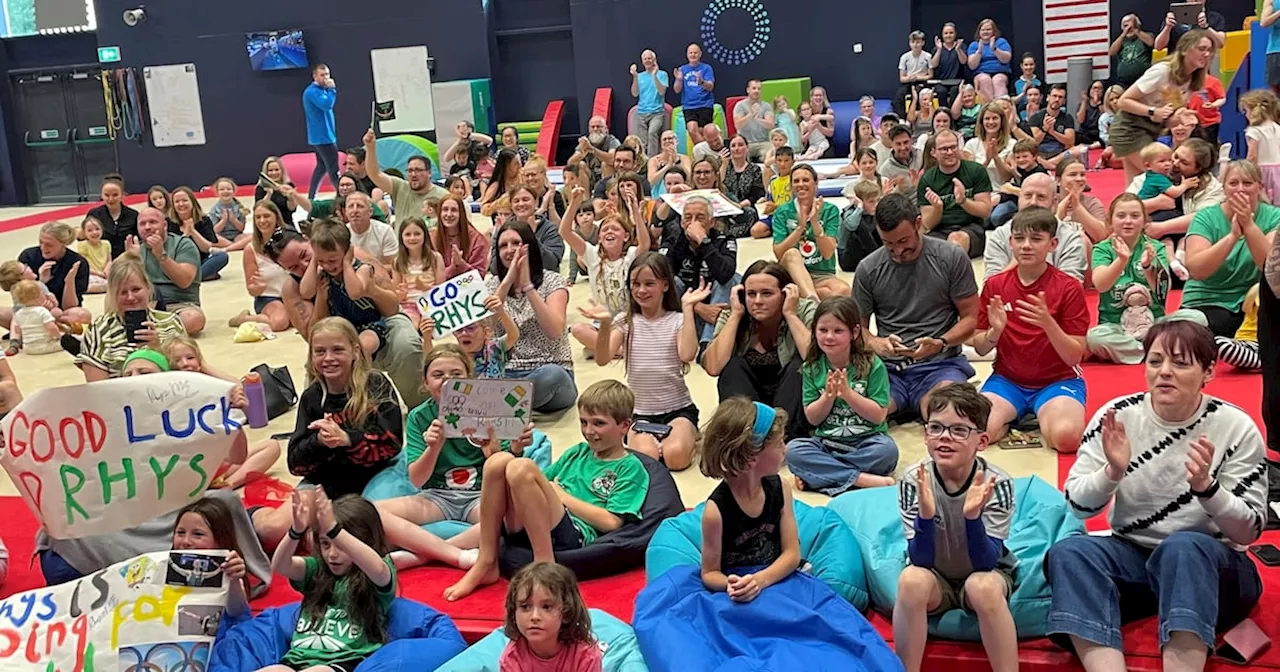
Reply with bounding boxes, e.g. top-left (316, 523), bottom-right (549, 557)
top-left (242, 372), bottom-right (269, 429)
